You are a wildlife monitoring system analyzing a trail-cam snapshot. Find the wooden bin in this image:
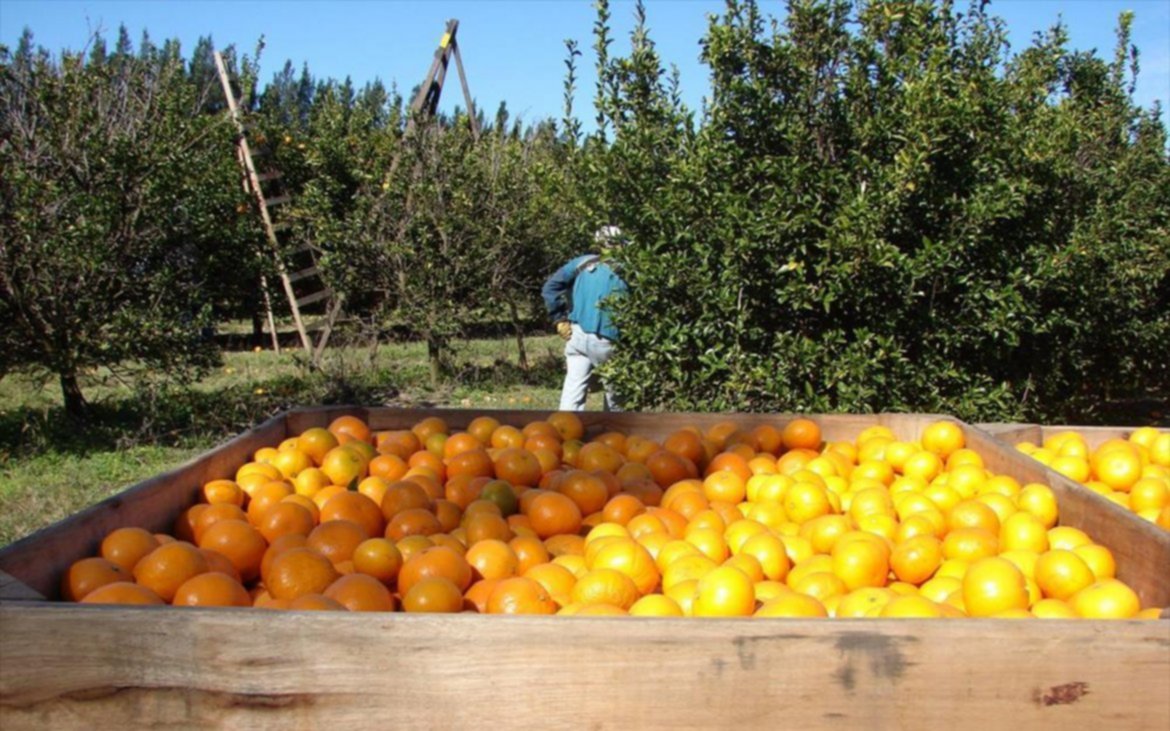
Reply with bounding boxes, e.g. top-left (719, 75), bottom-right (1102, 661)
top-left (2, 408), bottom-right (1168, 730)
